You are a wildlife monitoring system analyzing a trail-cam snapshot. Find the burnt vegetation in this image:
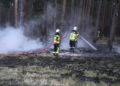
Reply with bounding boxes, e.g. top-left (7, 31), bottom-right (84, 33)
top-left (0, 0), bottom-right (120, 86)
top-left (0, 54), bottom-right (120, 85)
